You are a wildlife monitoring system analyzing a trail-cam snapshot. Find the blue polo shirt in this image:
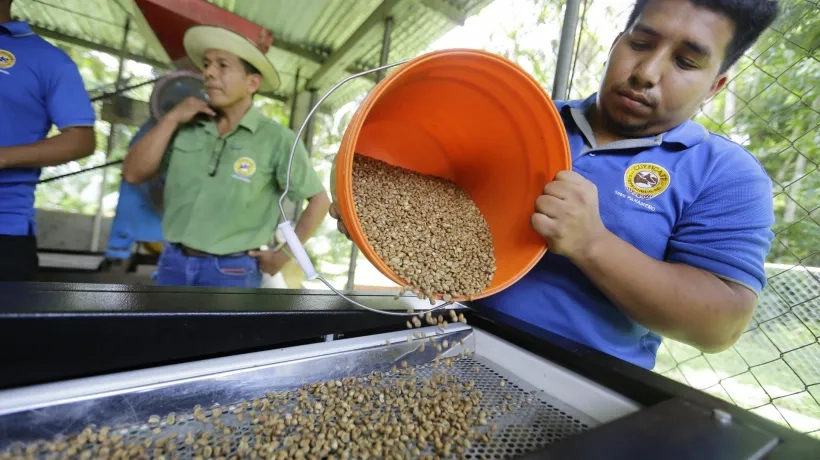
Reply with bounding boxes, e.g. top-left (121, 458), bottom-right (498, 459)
top-left (106, 118), bottom-right (166, 259)
top-left (482, 94), bottom-right (775, 369)
top-left (0, 21), bottom-right (96, 235)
